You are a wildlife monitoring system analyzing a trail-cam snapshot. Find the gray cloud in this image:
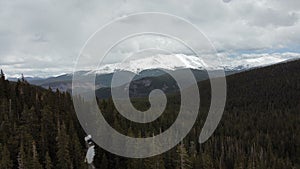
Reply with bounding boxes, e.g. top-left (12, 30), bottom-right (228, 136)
top-left (0, 0), bottom-right (300, 77)
top-left (223, 0), bottom-right (231, 3)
